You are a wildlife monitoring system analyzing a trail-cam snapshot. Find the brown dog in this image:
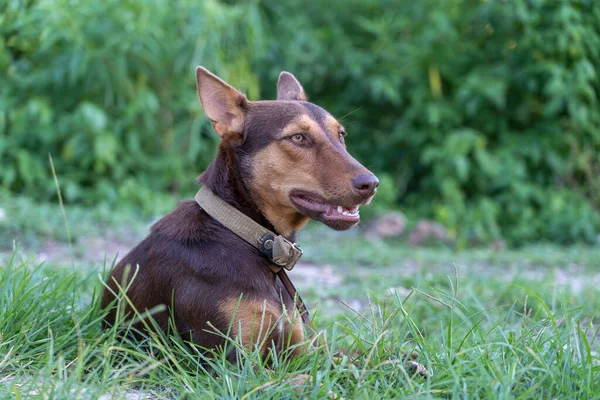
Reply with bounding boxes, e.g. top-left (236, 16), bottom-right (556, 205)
top-left (101, 67), bottom-right (378, 361)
